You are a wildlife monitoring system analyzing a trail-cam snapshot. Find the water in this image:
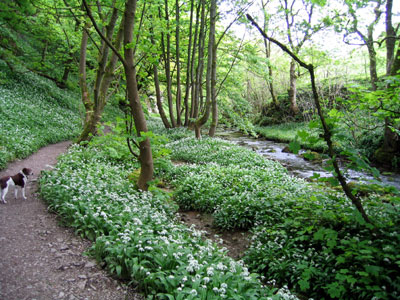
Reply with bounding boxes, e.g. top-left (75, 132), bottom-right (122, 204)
top-left (216, 130), bottom-right (400, 190)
